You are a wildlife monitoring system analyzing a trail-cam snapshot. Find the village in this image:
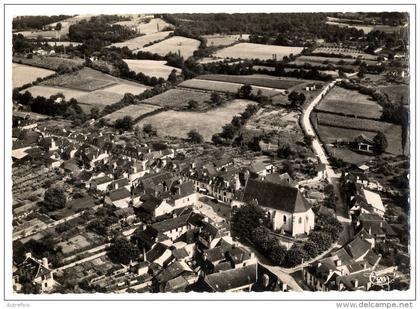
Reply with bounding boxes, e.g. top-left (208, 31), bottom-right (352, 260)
top-left (11, 12), bottom-right (410, 294)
